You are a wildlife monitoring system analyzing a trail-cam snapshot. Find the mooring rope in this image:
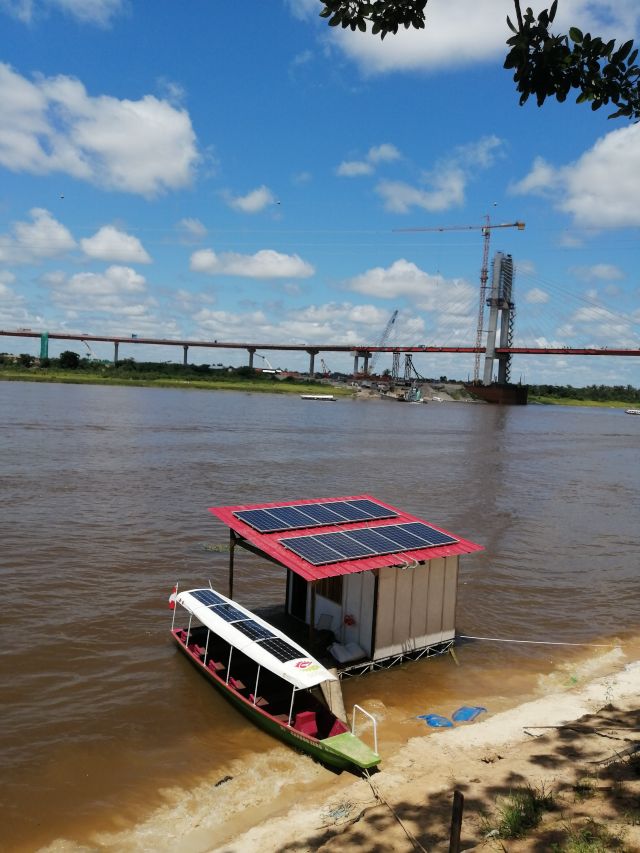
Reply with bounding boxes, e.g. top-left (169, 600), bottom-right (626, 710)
top-left (459, 635), bottom-right (612, 648)
top-left (364, 773), bottom-right (429, 853)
